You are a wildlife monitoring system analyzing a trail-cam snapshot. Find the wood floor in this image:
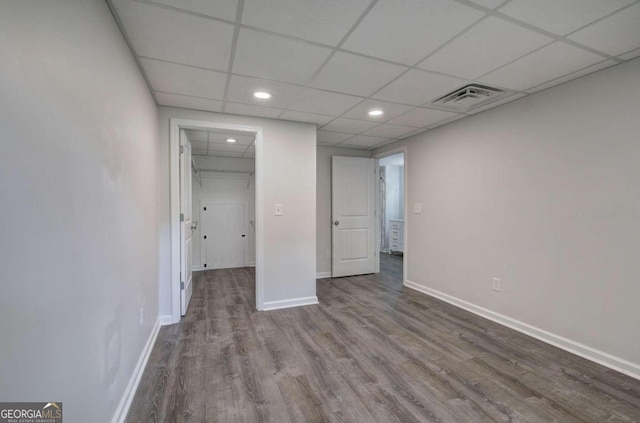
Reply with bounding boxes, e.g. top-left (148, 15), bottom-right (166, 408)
top-left (127, 254), bottom-right (640, 422)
